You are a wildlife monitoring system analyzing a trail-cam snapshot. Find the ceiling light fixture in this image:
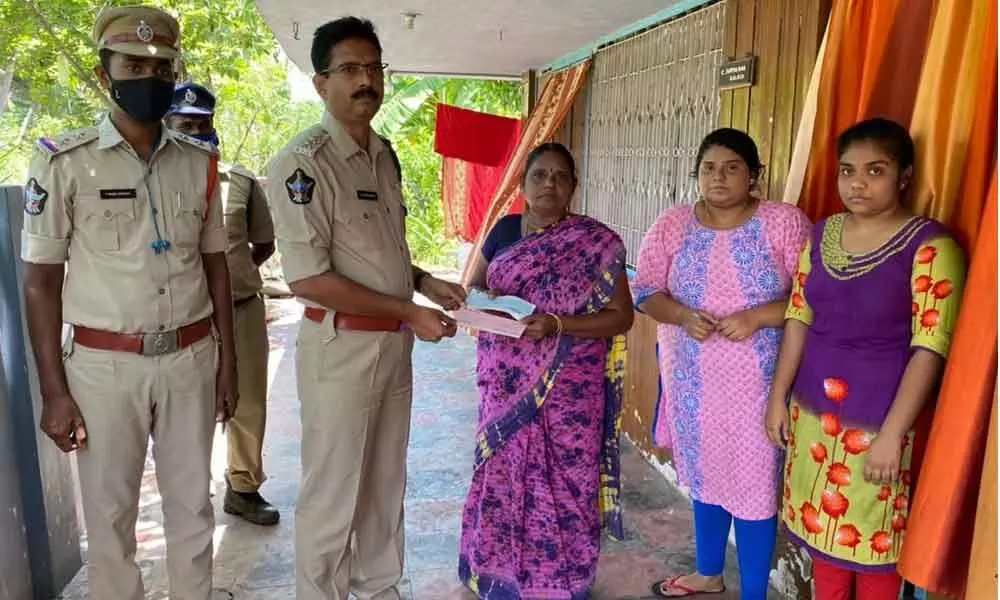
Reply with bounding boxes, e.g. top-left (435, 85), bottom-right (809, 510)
top-left (402, 12), bottom-right (420, 30)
